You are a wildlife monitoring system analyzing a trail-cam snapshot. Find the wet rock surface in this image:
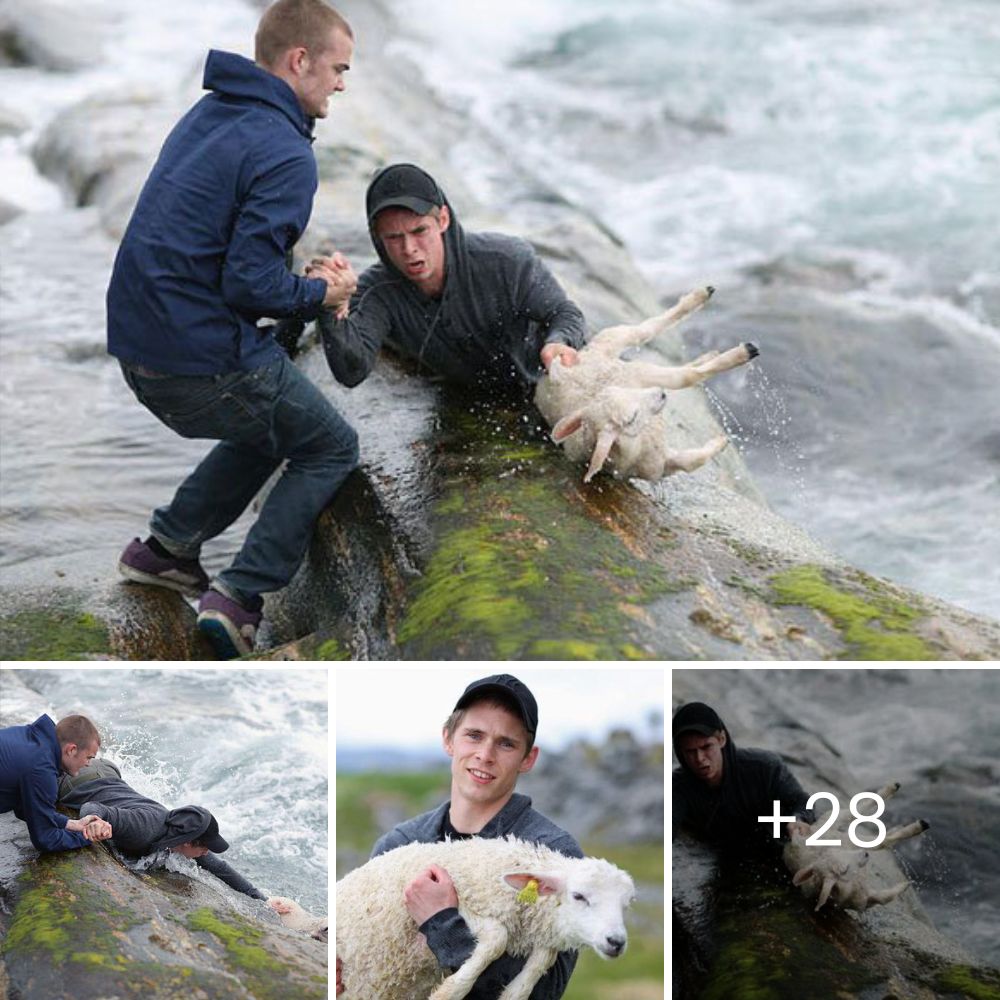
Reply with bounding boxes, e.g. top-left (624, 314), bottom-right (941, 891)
top-left (0, 816), bottom-right (326, 1000)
